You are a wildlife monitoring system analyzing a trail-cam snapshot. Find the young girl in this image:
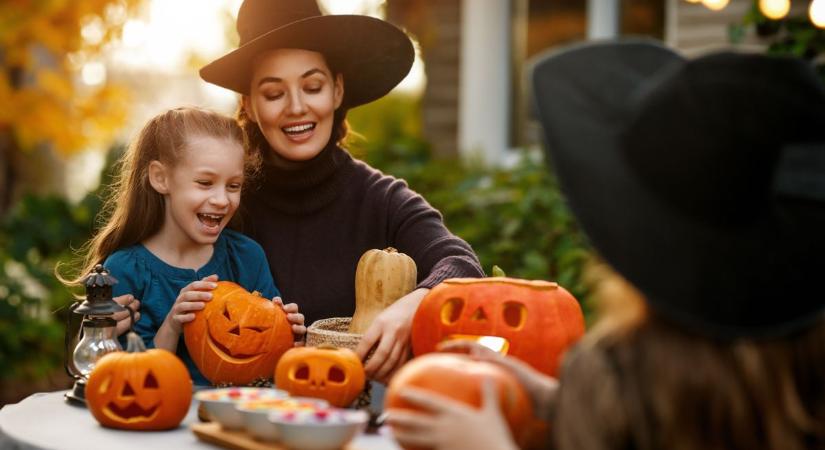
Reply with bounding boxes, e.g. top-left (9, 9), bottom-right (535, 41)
top-left (62, 107), bottom-right (305, 386)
